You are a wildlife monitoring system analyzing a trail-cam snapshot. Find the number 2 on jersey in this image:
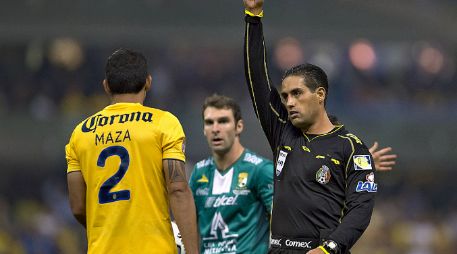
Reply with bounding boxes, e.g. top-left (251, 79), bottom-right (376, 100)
top-left (97, 146), bottom-right (131, 204)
